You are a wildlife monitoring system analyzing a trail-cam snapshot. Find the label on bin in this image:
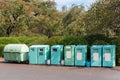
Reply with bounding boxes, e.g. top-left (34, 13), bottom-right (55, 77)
top-left (66, 51), bottom-right (71, 58)
top-left (105, 53), bottom-right (111, 61)
top-left (93, 53), bottom-right (99, 61)
top-left (77, 52), bottom-right (82, 60)
top-left (66, 46), bottom-right (71, 49)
